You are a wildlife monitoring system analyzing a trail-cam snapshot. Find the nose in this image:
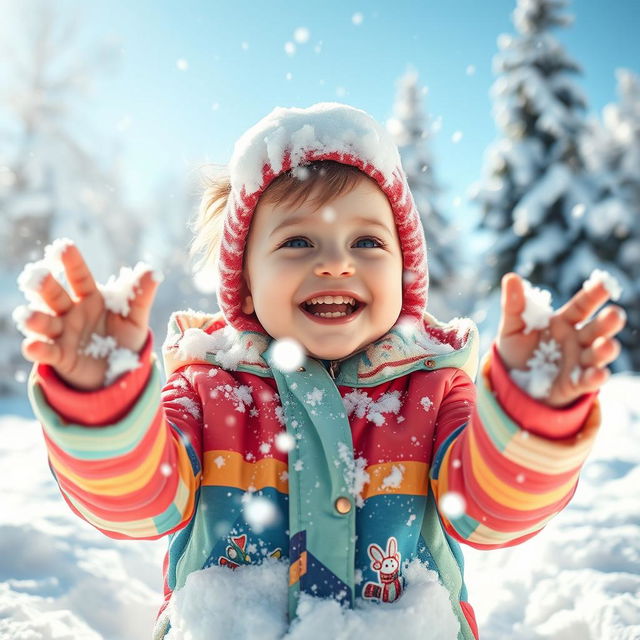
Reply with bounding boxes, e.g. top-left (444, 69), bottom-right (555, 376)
top-left (313, 246), bottom-right (355, 277)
